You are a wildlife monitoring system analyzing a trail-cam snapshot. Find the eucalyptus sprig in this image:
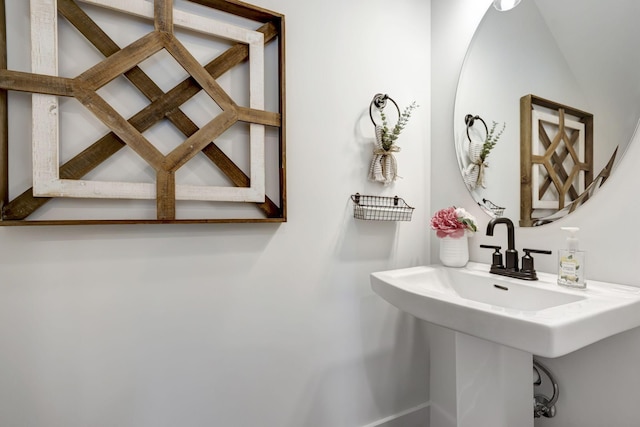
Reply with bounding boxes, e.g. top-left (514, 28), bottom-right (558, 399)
top-left (480, 121), bottom-right (505, 162)
top-left (380, 101), bottom-right (418, 151)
